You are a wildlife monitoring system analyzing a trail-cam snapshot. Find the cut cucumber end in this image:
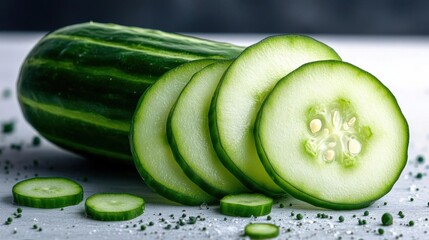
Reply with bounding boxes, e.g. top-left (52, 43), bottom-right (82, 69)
top-left (256, 61), bottom-right (409, 210)
top-left (220, 193), bottom-right (273, 217)
top-left (85, 193), bottom-right (144, 221)
top-left (210, 35), bottom-right (341, 196)
top-left (12, 177), bottom-right (83, 209)
top-left (245, 223), bottom-right (279, 239)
